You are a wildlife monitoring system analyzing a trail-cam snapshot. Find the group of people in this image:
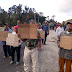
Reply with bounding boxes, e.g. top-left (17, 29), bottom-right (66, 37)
top-left (2, 19), bottom-right (72, 72)
top-left (2, 19), bottom-right (49, 72)
top-left (2, 20), bottom-right (21, 65)
top-left (50, 22), bottom-right (56, 30)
